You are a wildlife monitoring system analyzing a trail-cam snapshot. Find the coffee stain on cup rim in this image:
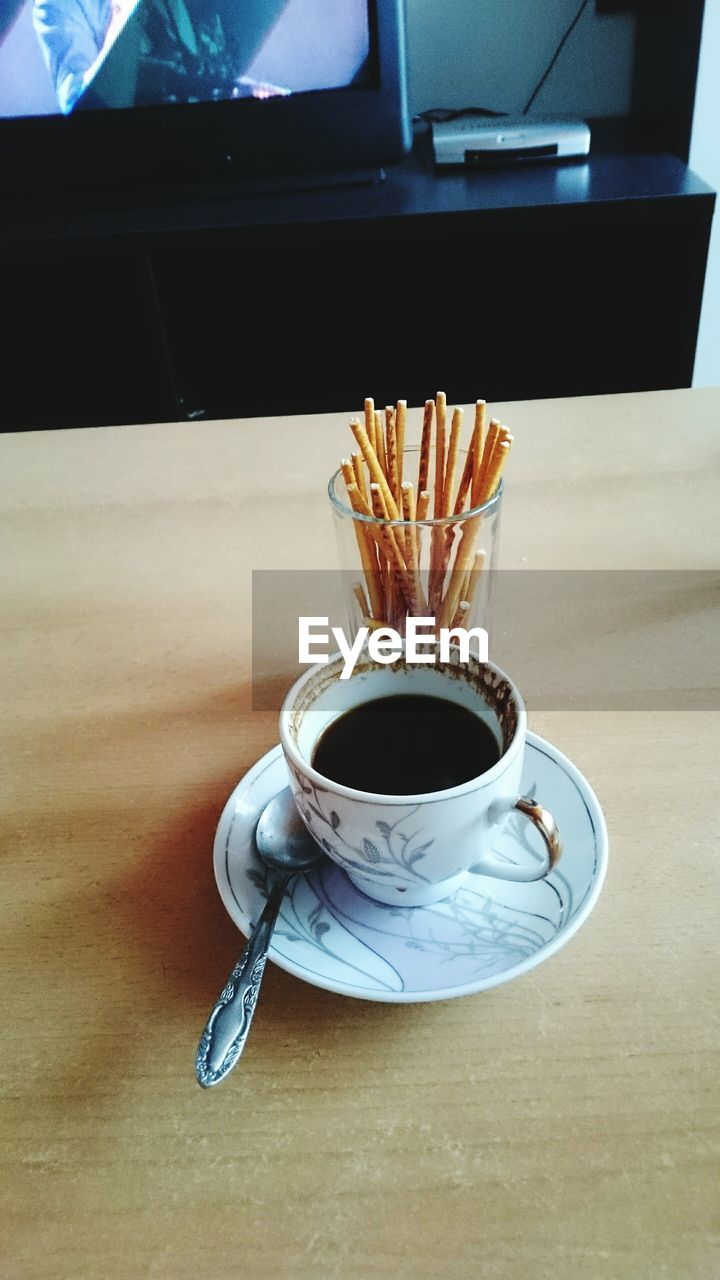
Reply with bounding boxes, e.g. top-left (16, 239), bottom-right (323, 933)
top-left (286, 647), bottom-right (519, 756)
